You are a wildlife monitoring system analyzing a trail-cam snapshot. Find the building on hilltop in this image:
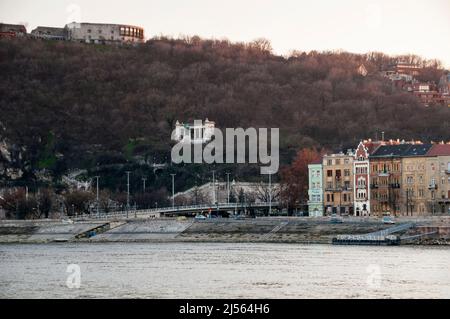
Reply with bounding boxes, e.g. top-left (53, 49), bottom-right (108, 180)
top-left (30, 26), bottom-right (67, 40)
top-left (0, 23), bottom-right (27, 38)
top-left (393, 61), bottom-right (421, 77)
top-left (65, 22), bottom-right (144, 44)
top-left (173, 119), bottom-right (215, 144)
